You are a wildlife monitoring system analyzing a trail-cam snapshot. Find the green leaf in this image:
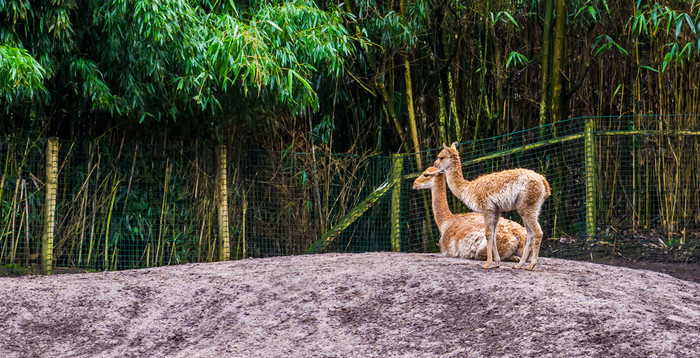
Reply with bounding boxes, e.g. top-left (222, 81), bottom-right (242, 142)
top-left (290, 69), bottom-right (313, 92)
top-left (662, 52), bottom-right (672, 72)
top-left (588, 6), bottom-right (596, 21)
top-left (685, 14), bottom-right (696, 33)
top-left (501, 11), bottom-right (519, 28)
top-left (506, 51), bottom-right (529, 68)
top-left (266, 20), bottom-right (282, 32)
top-left (612, 83), bottom-right (623, 99)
